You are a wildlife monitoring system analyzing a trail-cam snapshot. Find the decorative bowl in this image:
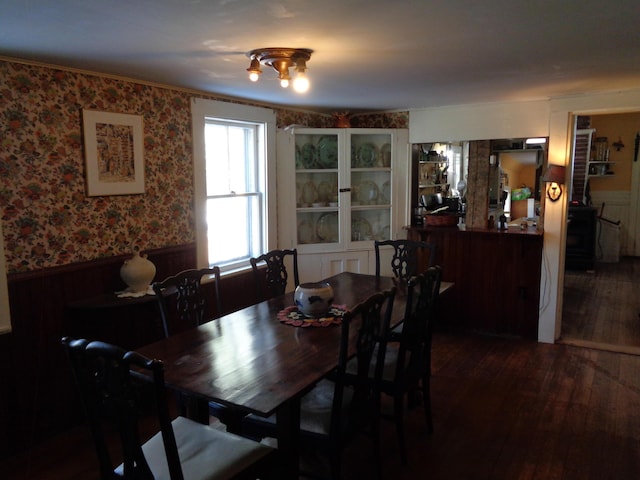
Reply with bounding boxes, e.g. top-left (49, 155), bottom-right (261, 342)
top-left (294, 282), bottom-right (334, 318)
